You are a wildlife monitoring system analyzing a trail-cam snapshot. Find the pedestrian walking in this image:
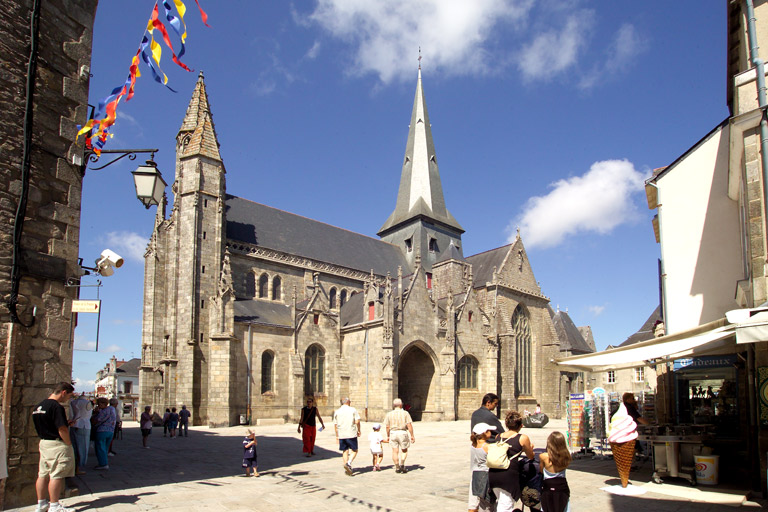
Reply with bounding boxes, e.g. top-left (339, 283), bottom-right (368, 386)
top-left (368, 423), bottom-right (387, 471)
top-left (539, 431), bottom-right (571, 512)
top-left (32, 382), bottom-right (77, 512)
top-left (168, 407), bottom-right (179, 437)
top-left (469, 422), bottom-right (496, 512)
top-left (179, 405), bottom-right (191, 437)
top-left (91, 397), bottom-right (116, 470)
top-left (470, 393), bottom-right (504, 433)
top-left (242, 429), bottom-right (258, 477)
top-left (488, 410), bottom-right (535, 512)
top-left (69, 392), bottom-right (92, 475)
top-left (140, 406), bottom-right (153, 449)
top-left (298, 397), bottom-right (325, 456)
top-left (162, 408), bottom-right (171, 437)
top-left (108, 397), bottom-right (121, 456)
top-left (384, 398), bottom-right (415, 473)
top-left (332, 397), bottom-right (360, 476)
